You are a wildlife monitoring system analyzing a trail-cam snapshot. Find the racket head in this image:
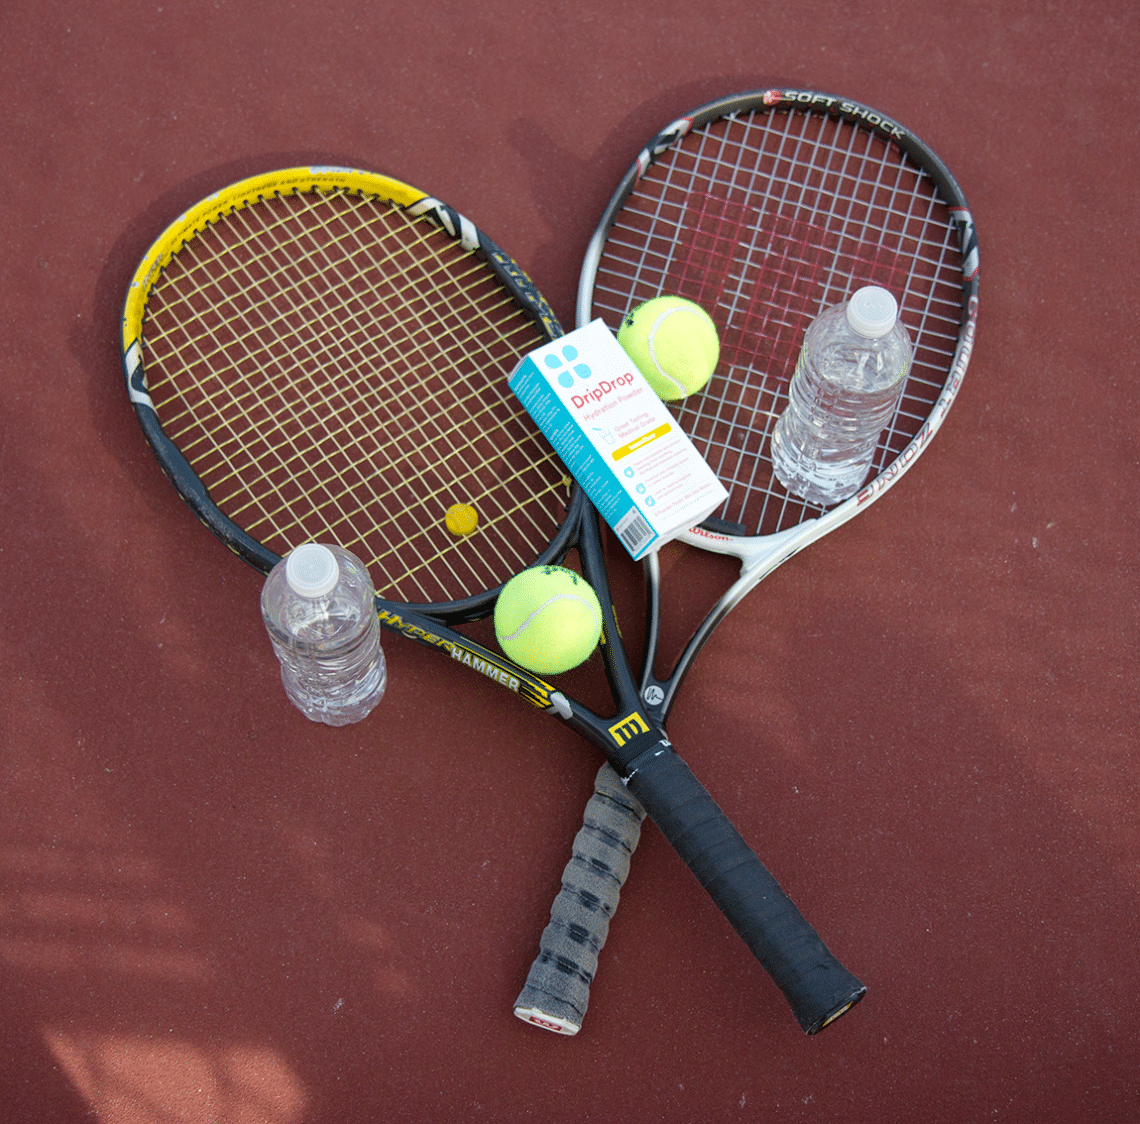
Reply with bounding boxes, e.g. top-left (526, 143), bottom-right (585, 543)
top-left (122, 166), bottom-right (580, 621)
top-left (579, 88), bottom-right (978, 567)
